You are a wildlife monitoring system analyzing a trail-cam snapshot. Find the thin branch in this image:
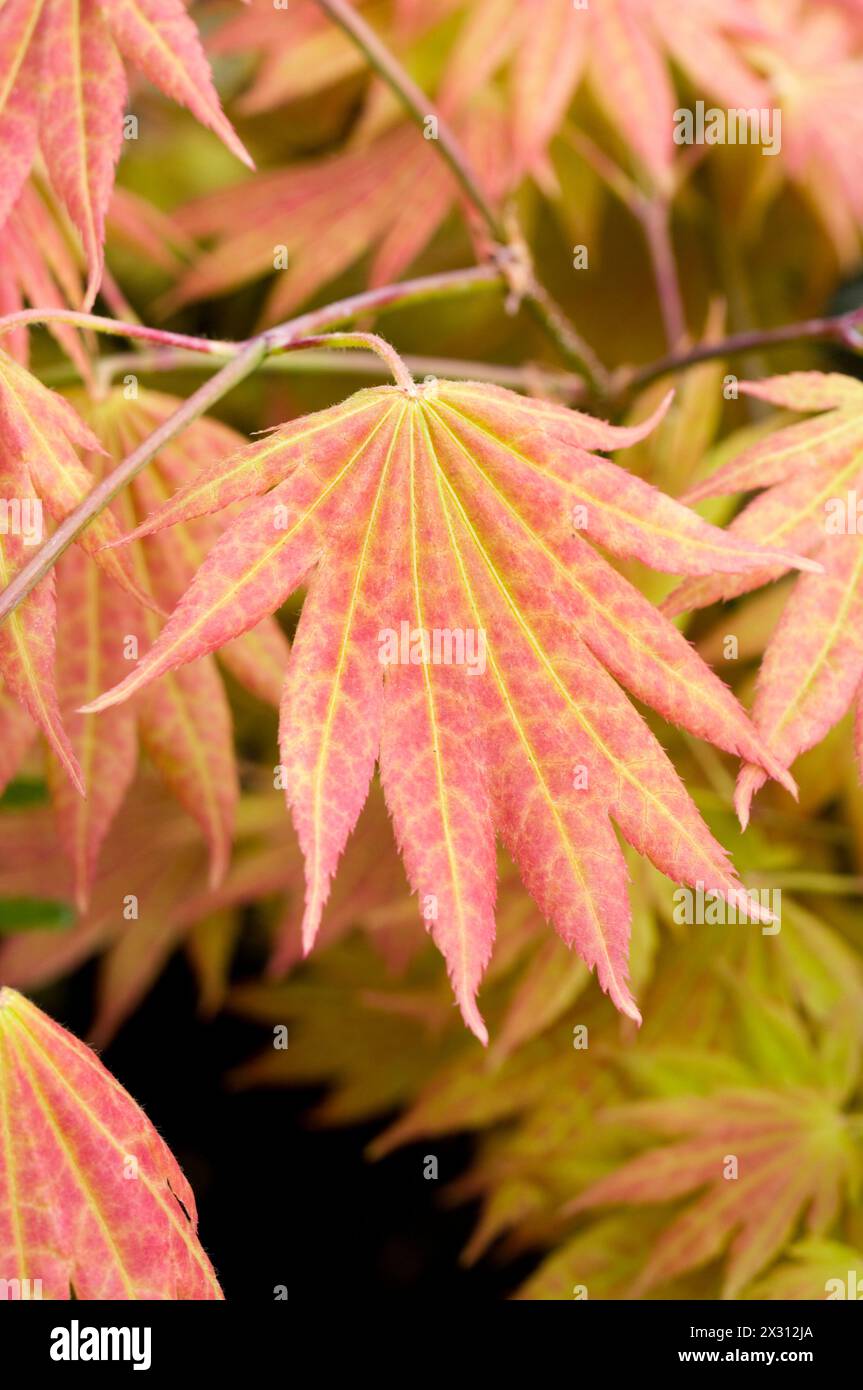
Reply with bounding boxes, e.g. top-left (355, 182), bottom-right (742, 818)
top-left (522, 284), bottom-right (607, 388)
top-left (640, 199), bottom-right (686, 349)
top-left (0, 309), bottom-right (236, 356)
top-left (0, 265), bottom-right (503, 360)
top-left (314, 0), bottom-right (506, 242)
top-left (82, 347), bottom-right (582, 399)
top-left (621, 306), bottom-right (863, 395)
top-left (0, 341), bottom-right (267, 626)
top-left (6, 267), bottom-right (861, 622)
top-left (265, 264), bottom-right (502, 341)
top-left (565, 129), bottom-right (686, 349)
top-left (314, 0), bottom-right (609, 391)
